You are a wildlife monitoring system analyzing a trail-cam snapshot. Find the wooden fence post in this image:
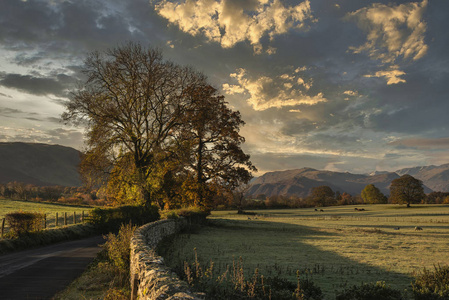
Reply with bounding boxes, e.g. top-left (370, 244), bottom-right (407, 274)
top-left (1, 218), bottom-right (5, 238)
top-left (44, 214), bottom-right (47, 229)
top-left (82, 211), bottom-right (84, 223)
top-left (64, 212), bottom-right (67, 226)
top-left (73, 212), bottom-right (76, 224)
top-left (56, 212), bottom-right (58, 227)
